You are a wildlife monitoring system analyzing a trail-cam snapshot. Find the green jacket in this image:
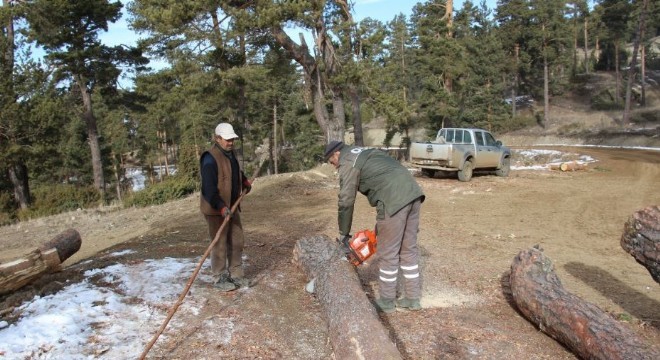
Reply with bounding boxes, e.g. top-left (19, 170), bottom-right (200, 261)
top-left (337, 146), bottom-right (424, 235)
